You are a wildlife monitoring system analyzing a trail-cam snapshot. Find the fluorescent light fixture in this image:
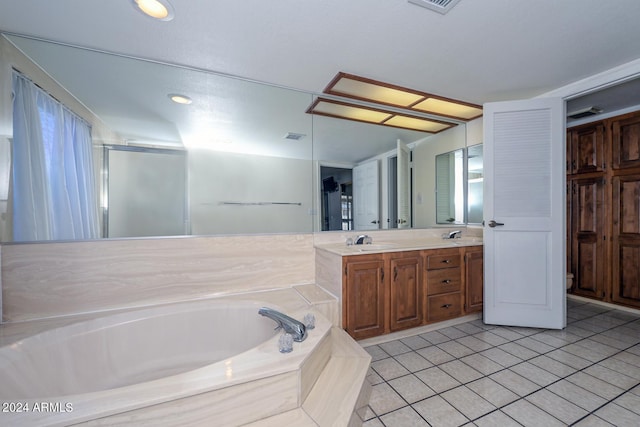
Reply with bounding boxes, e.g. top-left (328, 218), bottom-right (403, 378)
top-left (324, 72), bottom-right (482, 121)
top-left (132, 0), bottom-right (175, 21)
top-left (307, 98), bottom-right (455, 133)
top-left (168, 93), bottom-right (192, 104)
